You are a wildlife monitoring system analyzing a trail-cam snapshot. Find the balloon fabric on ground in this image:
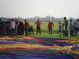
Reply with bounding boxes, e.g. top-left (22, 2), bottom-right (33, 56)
top-left (0, 36), bottom-right (79, 59)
